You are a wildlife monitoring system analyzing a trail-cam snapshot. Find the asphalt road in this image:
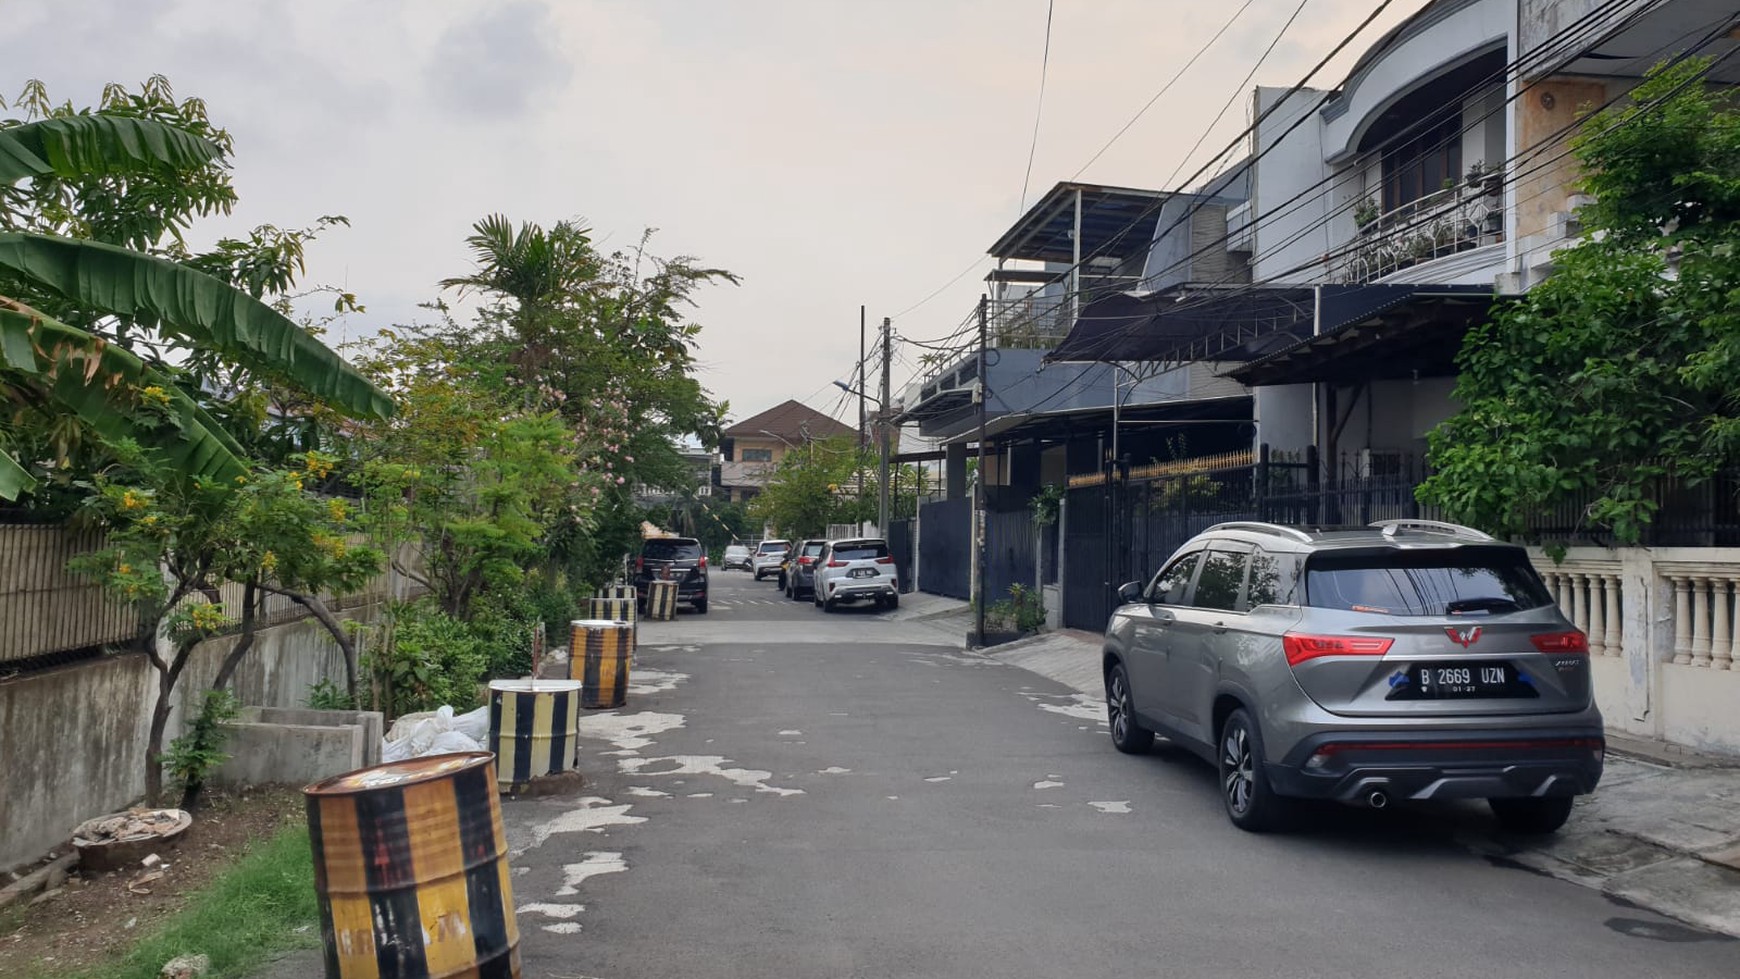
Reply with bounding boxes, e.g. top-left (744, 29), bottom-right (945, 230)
top-left (505, 571), bottom-right (1740, 978)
